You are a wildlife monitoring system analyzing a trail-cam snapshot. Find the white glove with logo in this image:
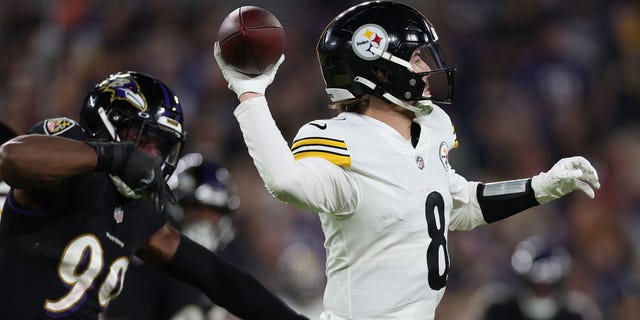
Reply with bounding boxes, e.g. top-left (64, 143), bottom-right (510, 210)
top-left (213, 42), bottom-right (285, 98)
top-left (531, 156), bottom-right (601, 204)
